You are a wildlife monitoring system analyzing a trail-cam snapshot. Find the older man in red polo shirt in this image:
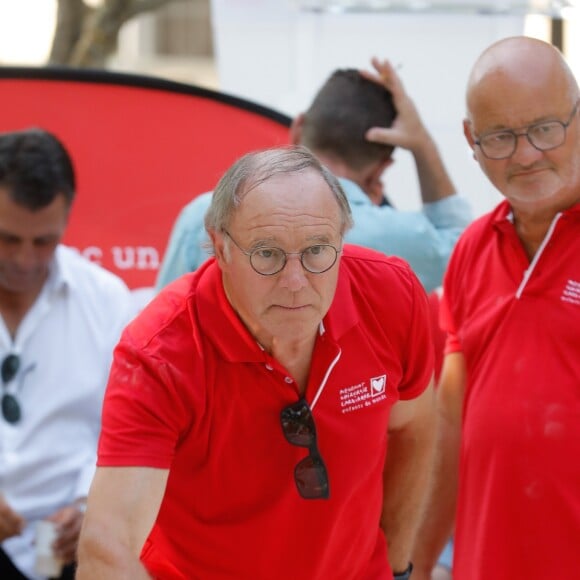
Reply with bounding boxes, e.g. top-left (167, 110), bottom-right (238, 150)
top-left (77, 146), bottom-right (436, 579)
